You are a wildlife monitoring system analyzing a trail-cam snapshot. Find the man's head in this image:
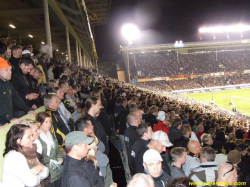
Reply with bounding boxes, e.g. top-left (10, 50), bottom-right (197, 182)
top-left (156, 111), bottom-right (166, 122)
top-left (5, 47), bottom-right (11, 60)
top-left (143, 149), bottom-right (163, 178)
top-left (85, 96), bottom-right (102, 117)
top-left (149, 106), bottom-right (158, 117)
top-left (26, 44), bottom-right (33, 53)
top-left (200, 147), bottom-right (216, 163)
top-left (0, 57), bottom-right (12, 81)
top-left (44, 94), bottom-right (60, 110)
top-left (187, 140), bottom-right (202, 155)
top-left (11, 45), bottom-right (22, 58)
top-left (228, 150), bottom-right (241, 165)
top-left (127, 173), bottom-right (154, 187)
top-left (127, 113), bottom-right (140, 127)
top-left (217, 163), bottom-right (237, 184)
top-left (181, 125), bottom-right (191, 138)
top-left (171, 147), bottom-right (187, 165)
top-left (236, 144), bottom-right (249, 156)
top-left (201, 133), bottom-right (213, 145)
top-left (76, 117), bottom-right (94, 137)
top-left (20, 57), bottom-right (34, 74)
top-left (149, 131), bottom-right (173, 153)
top-left (30, 67), bottom-right (43, 80)
top-left (172, 117), bottom-right (182, 129)
top-left (137, 123), bottom-right (153, 140)
top-left (132, 109), bottom-right (143, 124)
top-left (59, 80), bottom-right (70, 94)
top-left (65, 131), bottom-right (94, 160)
top-left (33, 50), bottom-right (42, 58)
